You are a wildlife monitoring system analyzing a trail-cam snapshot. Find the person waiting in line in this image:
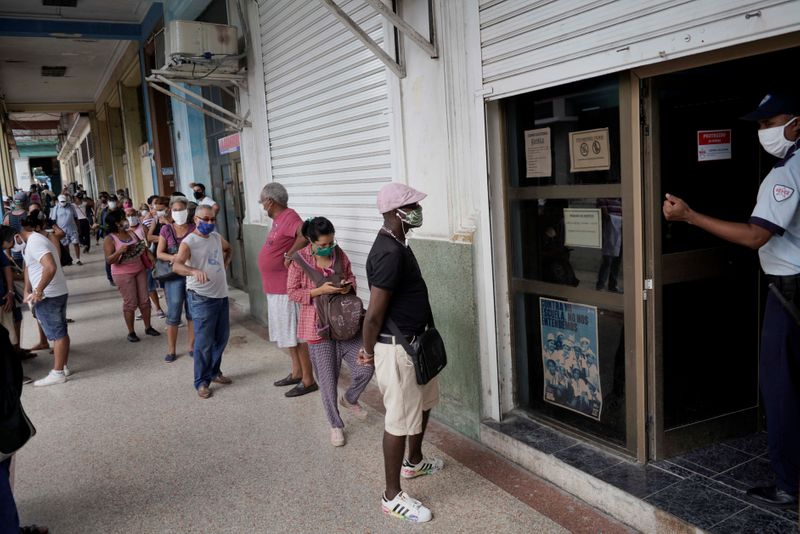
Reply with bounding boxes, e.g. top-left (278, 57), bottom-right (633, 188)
top-left (72, 193), bottom-right (93, 254)
top-left (3, 192), bottom-right (28, 267)
top-left (50, 194), bottom-right (82, 266)
top-left (287, 217), bottom-right (372, 446)
top-left (1, 323), bottom-right (49, 534)
top-left (126, 207), bottom-right (166, 320)
top-left (1, 227), bottom-right (34, 385)
top-left (190, 182), bottom-right (220, 216)
top-left (257, 182), bottom-right (316, 395)
top-left (361, 183), bottom-right (444, 523)
top-left (156, 196), bottom-right (196, 363)
top-left (103, 209), bottom-right (161, 343)
top-left (663, 92), bottom-right (799, 507)
top-left (19, 210), bottom-right (72, 387)
top-left (171, 205), bottom-right (233, 399)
